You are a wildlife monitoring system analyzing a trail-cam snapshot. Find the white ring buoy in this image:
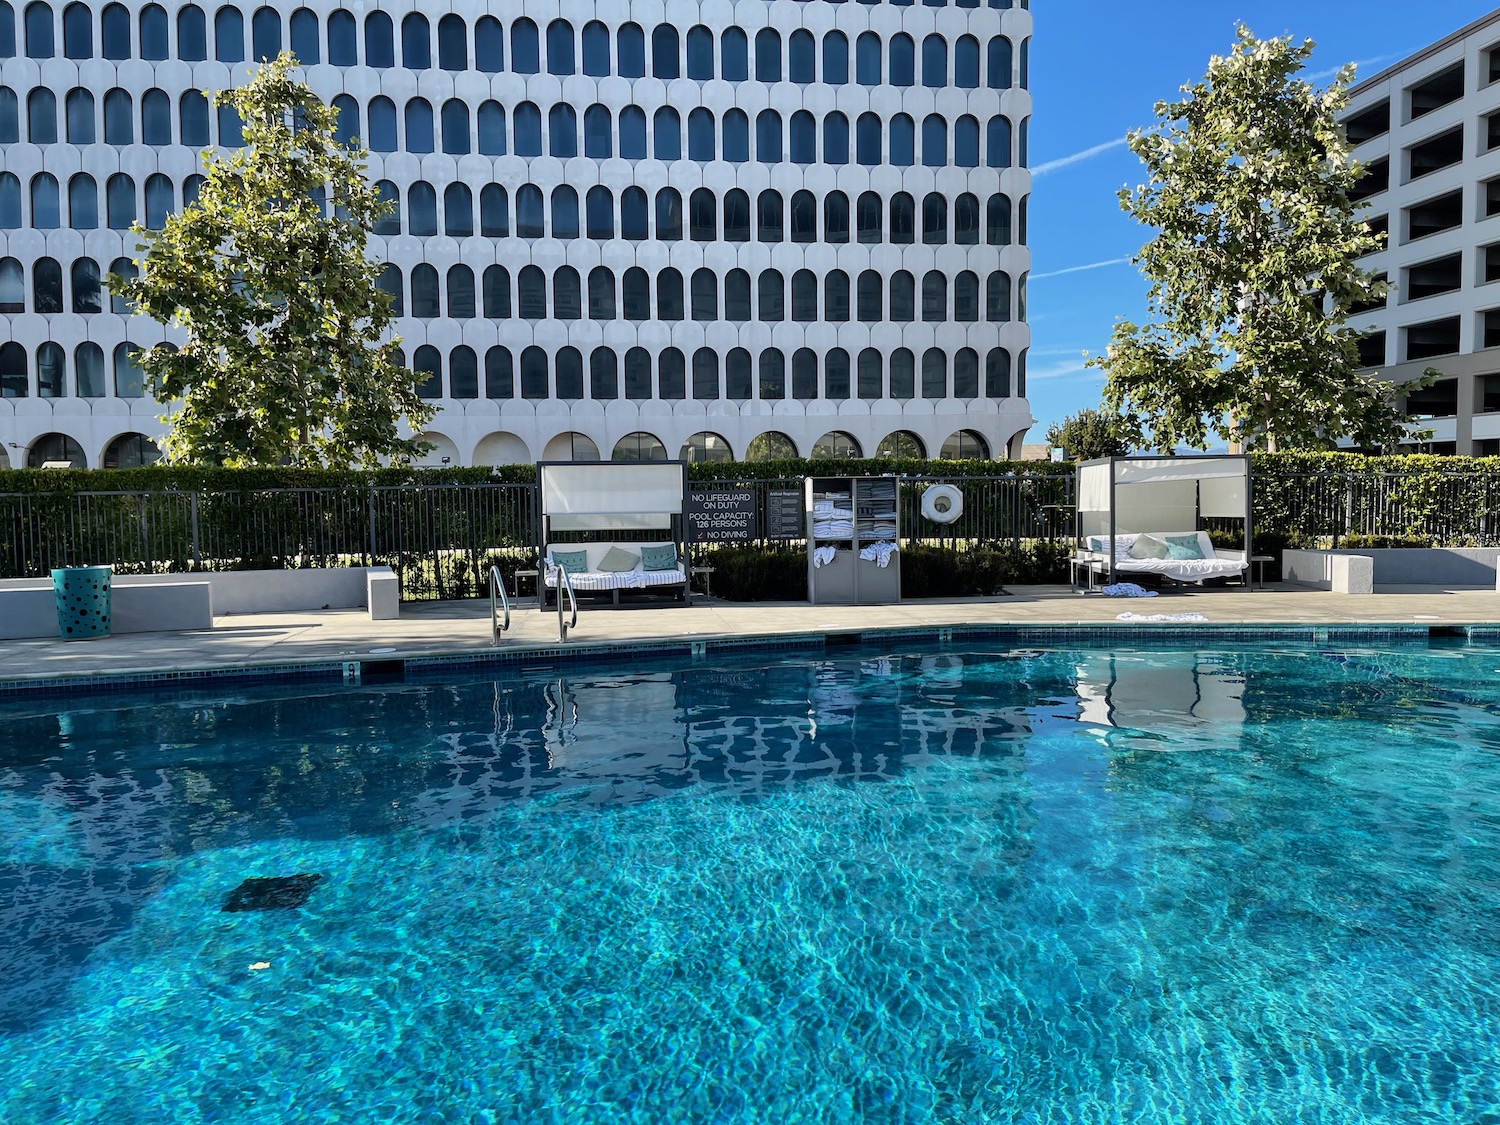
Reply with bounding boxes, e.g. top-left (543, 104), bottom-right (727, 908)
top-left (921, 483), bottom-right (964, 524)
